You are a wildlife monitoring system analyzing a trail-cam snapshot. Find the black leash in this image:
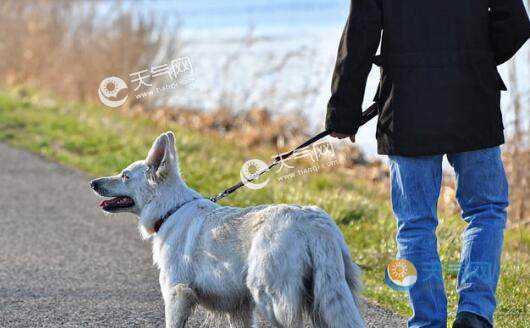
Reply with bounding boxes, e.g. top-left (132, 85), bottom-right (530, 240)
top-left (209, 103), bottom-right (378, 203)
